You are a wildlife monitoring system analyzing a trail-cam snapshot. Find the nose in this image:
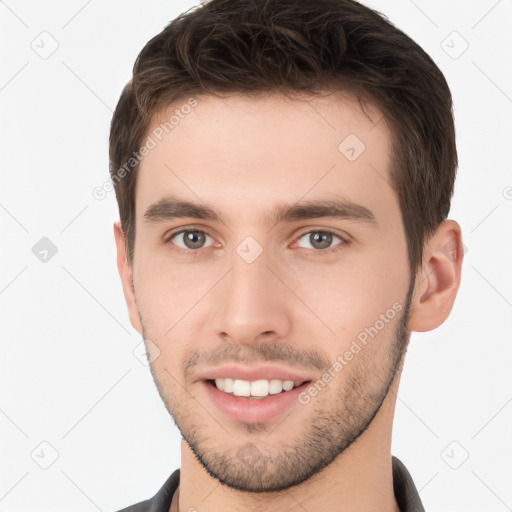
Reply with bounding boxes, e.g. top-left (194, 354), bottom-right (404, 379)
top-left (212, 247), bottom-right (292, 347)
